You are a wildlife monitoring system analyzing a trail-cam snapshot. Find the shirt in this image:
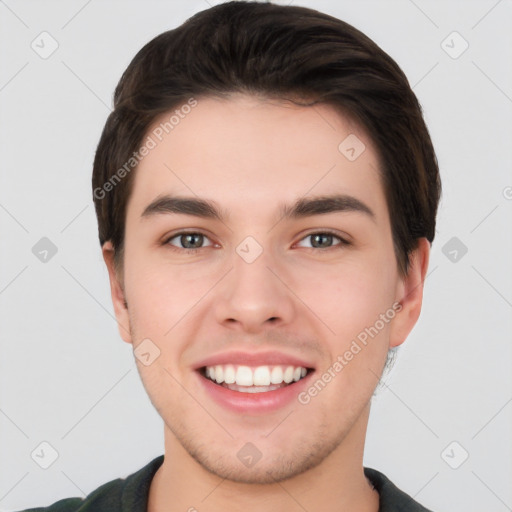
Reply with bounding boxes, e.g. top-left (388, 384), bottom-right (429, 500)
top-left (17, 455), bottom-right (433, 511)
